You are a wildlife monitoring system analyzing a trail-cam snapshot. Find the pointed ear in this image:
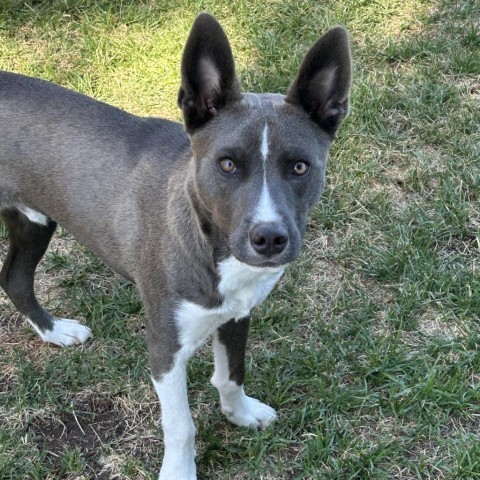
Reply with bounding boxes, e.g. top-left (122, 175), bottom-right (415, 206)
top-left (286, 26), bottom-right (352, 138)
top-left (178, 13), bottom-right (242, 133)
